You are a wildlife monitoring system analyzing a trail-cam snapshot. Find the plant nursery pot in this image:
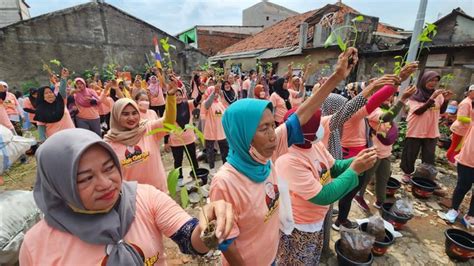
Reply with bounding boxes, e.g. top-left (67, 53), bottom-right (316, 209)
top-left (386, 177), bottom-right (401, 197)
top-left (444, 228), bottom-right (474, 262)
top-left (381, 202), bottom-right (412, 230)
top-left (438, 137), bottom-right (451, 150)
top-left (335, 239), bottom-right (374, 266)
top-left (411, 177), bottom-right (437, 199)
top-left (190, 168), bottom-right (210, 185)
top-left (359, 222), bottom-right (395, 256)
